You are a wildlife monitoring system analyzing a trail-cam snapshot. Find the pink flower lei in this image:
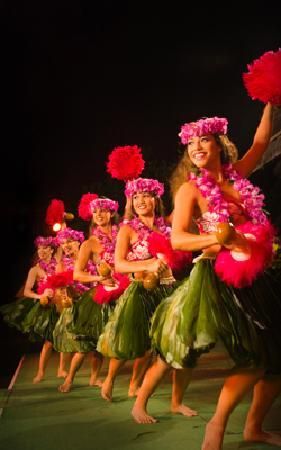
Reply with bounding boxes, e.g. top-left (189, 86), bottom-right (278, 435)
top-left (123, 216), bottom-right (171, 240)
top-left (189, 164), bottom-right (267, 225)
top-left (91, 224), bottom-right (119, 265)
top-left (38, 258), bottom-right (57, 275)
